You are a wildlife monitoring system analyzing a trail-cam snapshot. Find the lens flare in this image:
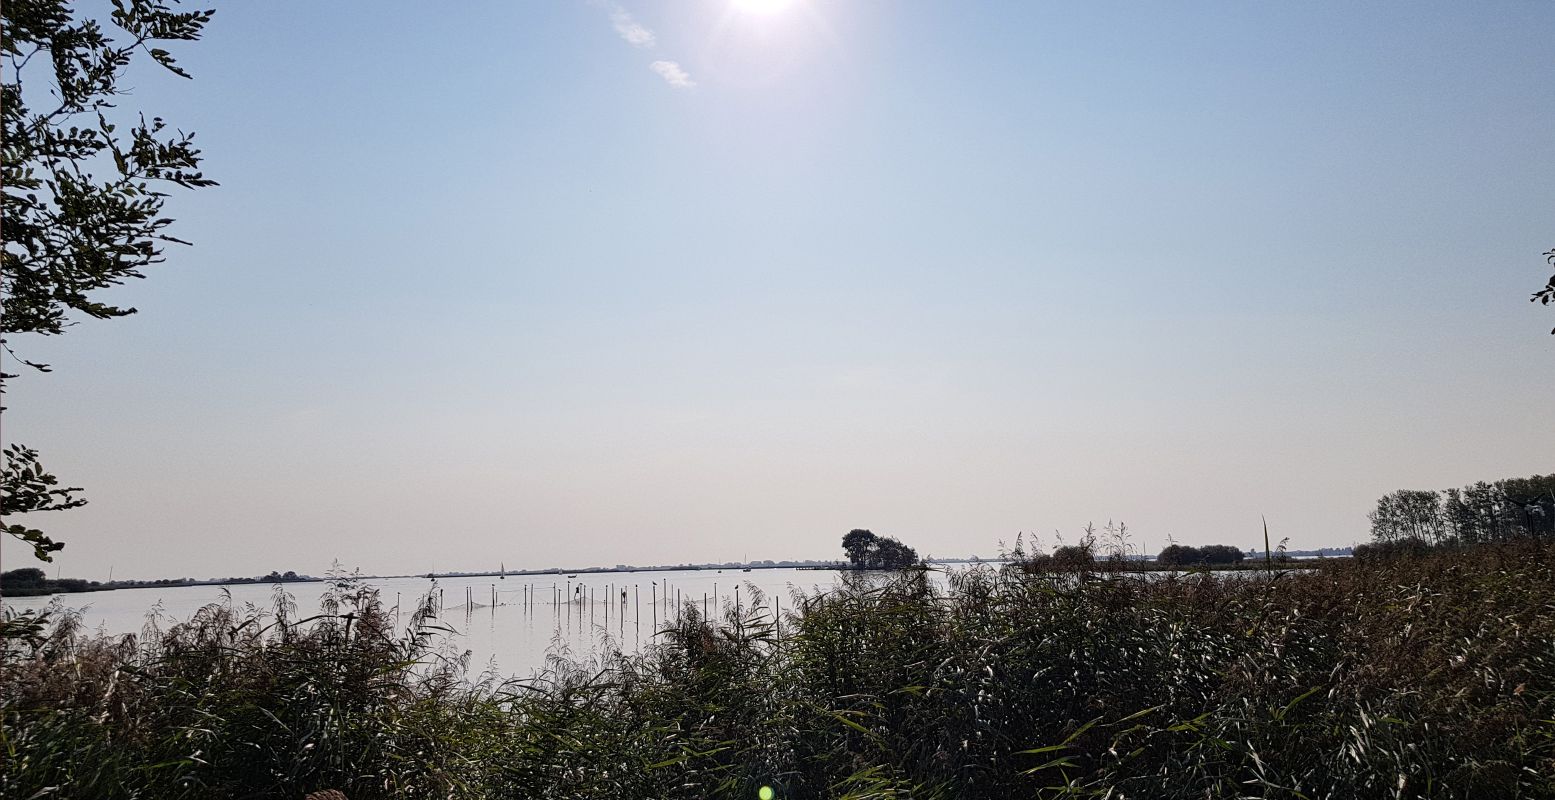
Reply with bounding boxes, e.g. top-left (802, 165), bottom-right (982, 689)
top-left (732, 0), bottom-right (794, 14)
